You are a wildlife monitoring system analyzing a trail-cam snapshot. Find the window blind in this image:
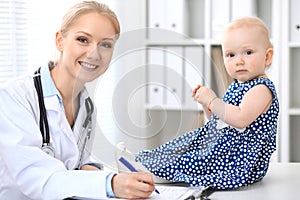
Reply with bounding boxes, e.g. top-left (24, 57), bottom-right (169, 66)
top-left (0, 0), bottom-right (28, 81)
